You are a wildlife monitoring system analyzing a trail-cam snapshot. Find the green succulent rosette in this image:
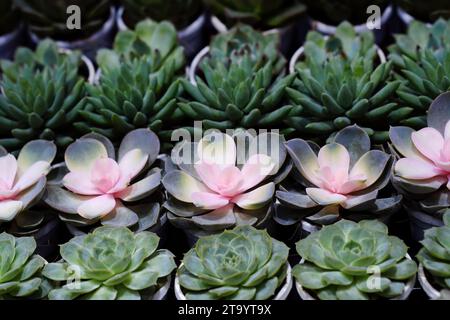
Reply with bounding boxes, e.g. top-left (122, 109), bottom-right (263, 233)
top-left (177, 226), bottom-right (290, 300)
